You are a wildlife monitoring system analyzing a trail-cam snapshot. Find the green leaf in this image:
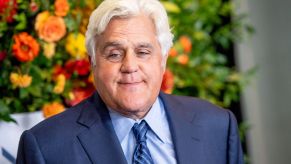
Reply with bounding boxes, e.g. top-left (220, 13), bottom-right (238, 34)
top-left (65, 16), bottom-right (77, 32)
top-left (40, 0), bottom-right (50, 10)
top-left (0, 22), bottom-right (8, 37)
top-left (161, 1), bottom-right (181, 13)
top-left (20, 88), bottom-right (29, 99)
top-left (0, 100), bottom-right (10, 114)
top-left (27, 86), bottom-right (42, 97)
top-left (0, 100), bottom-right (16, 123)
top-left (14, 13), bottom-right (27, 30)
